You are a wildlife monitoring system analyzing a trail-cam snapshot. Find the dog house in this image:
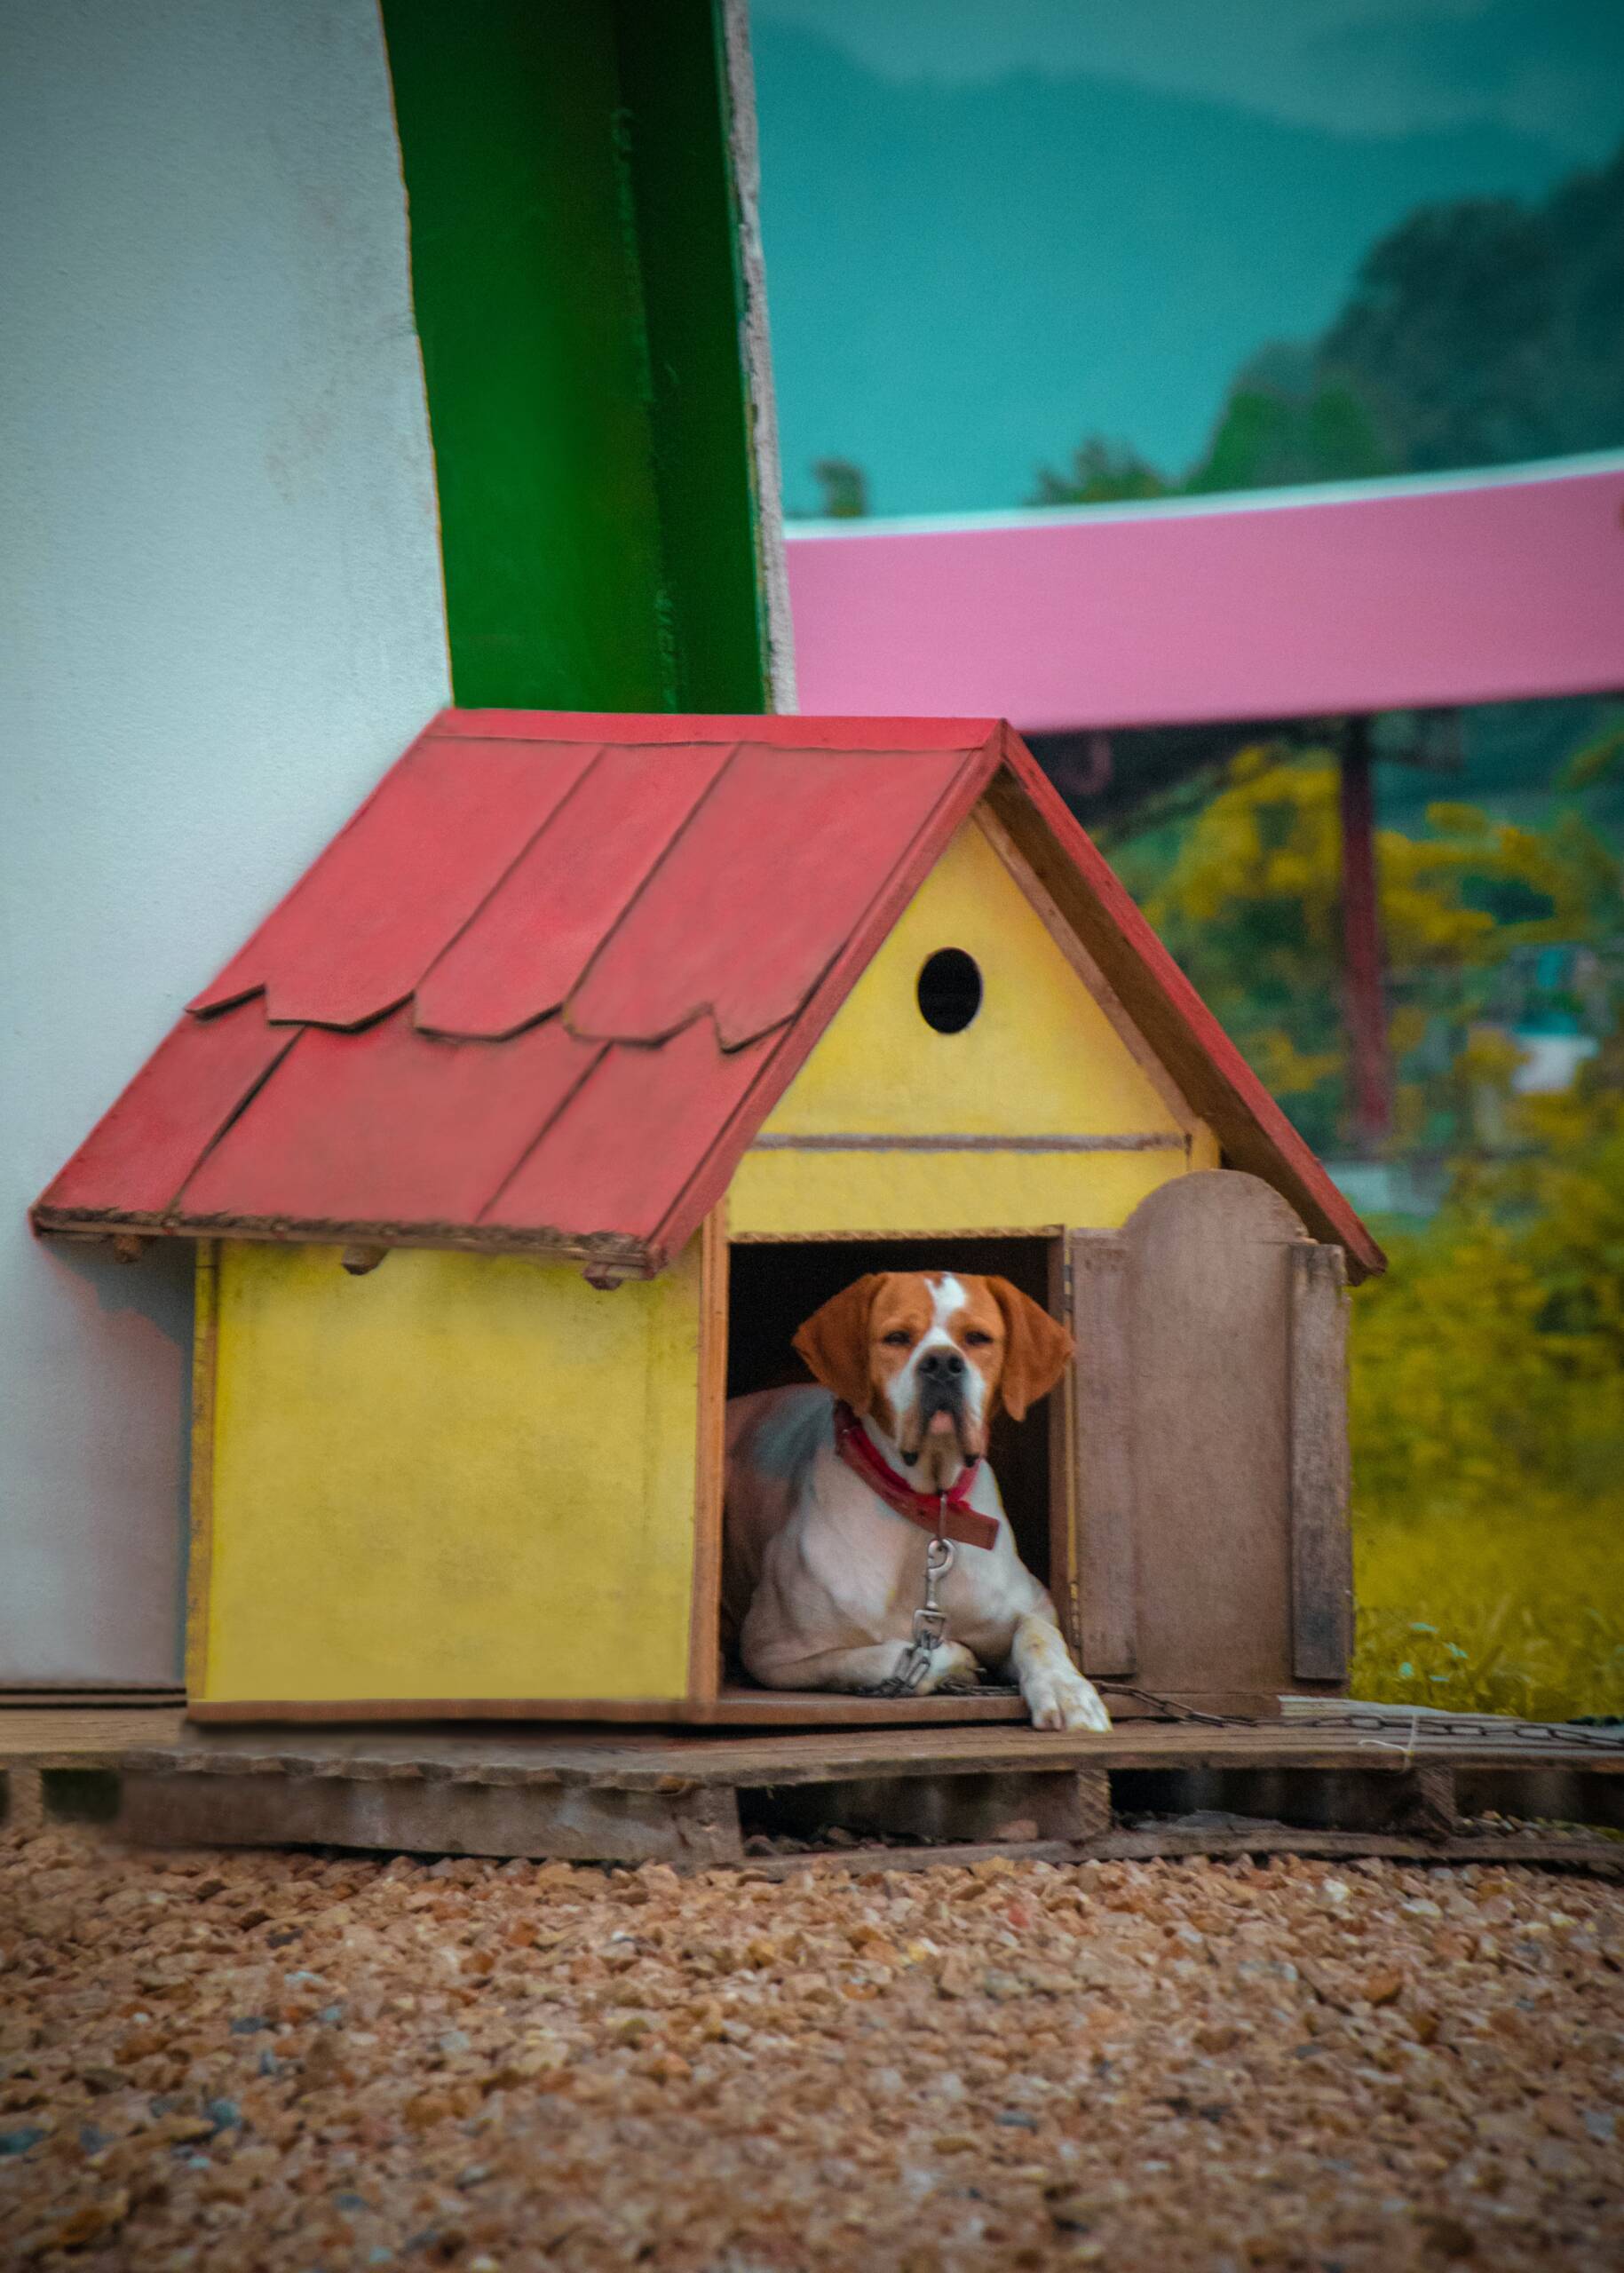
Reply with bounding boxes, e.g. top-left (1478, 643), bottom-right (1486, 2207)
top-left (35, 709), bottom-right (1383, 1727)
